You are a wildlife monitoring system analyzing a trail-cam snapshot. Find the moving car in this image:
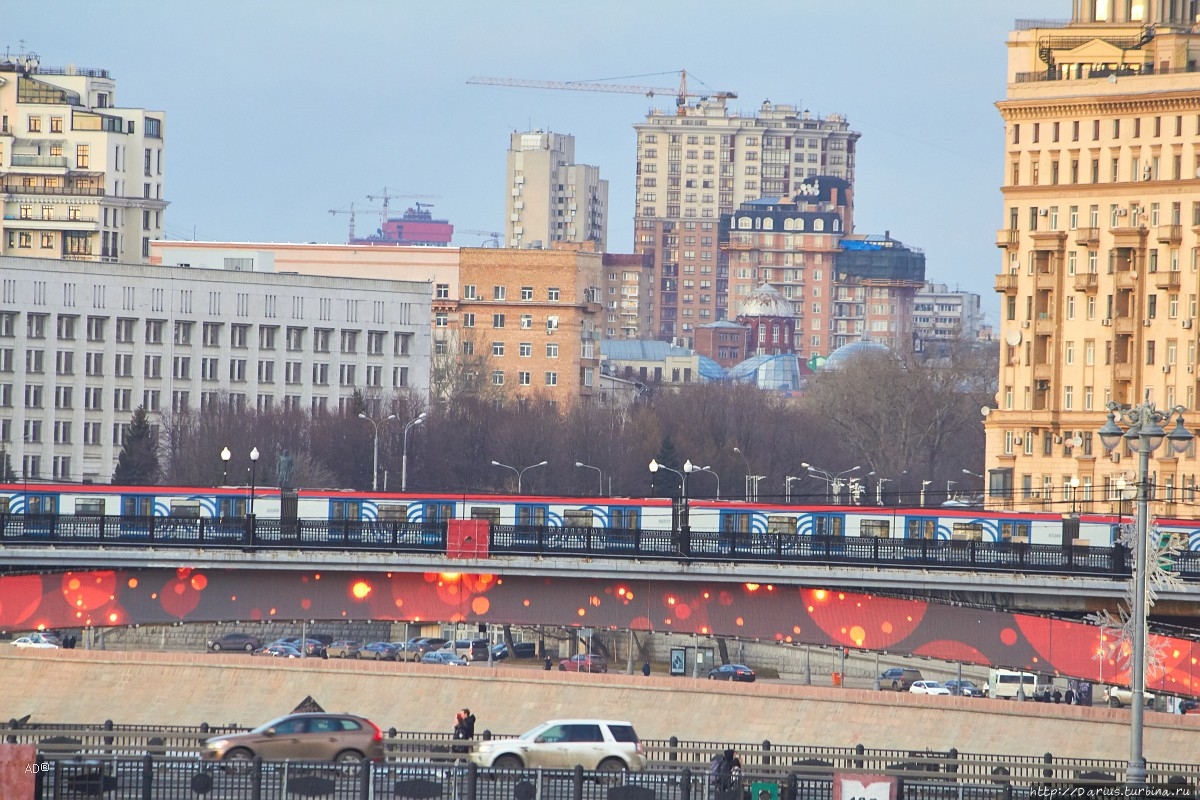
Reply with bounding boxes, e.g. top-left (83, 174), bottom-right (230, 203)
top-left (208, 632), bottom-right (262, 653)
top-left (944, 679), bottom-right (983, 697)
top-left (909, 680), bottom-right (951, 696)
top-left (488, 642), bottom-right (537, 661)
top-left (1103, 685), bottom-right (1157, 708)
top-left (468, 719), bottom-right (645, 771)
top-left (12, 636), bottom-right (59, 649)
top-left (255, 644), bottom-right (302, 658)
top-left (879, 667), bottom-right (924, 691)
top-left (201, 712), bottom-right (383, 765)
top-left (708, 664), bottom-right (756, 682)
top-left (360, 642), bottom-right (400, 661)
top-left (442, 639), bottom-right (488, 658)
top-left (421, 651), bottom-right (469, 666)
top-left (326, 640), bottom-right (362, 659)
top-left (559, 654), bottom-right (608, 673)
